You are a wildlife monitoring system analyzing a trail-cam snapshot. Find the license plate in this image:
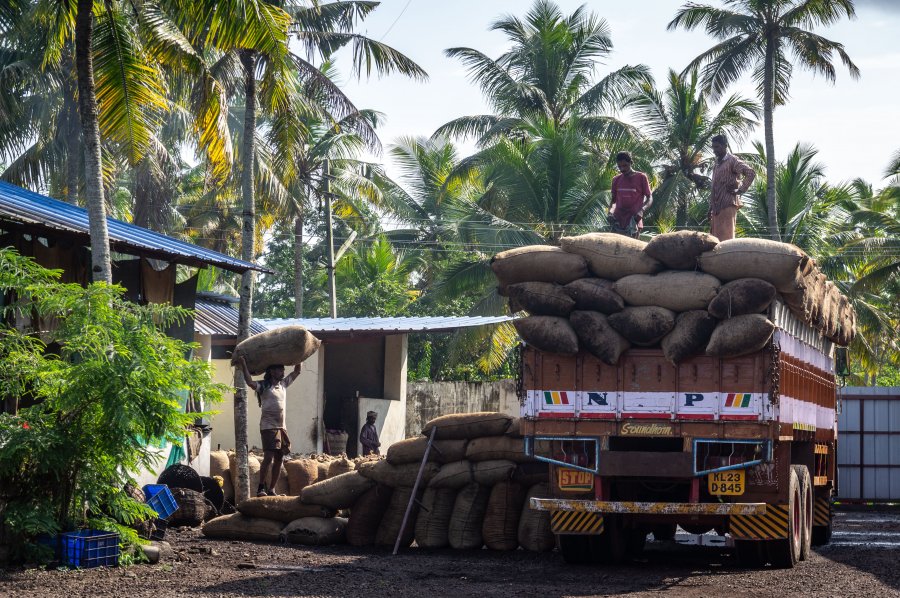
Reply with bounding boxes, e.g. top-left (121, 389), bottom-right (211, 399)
top-left (708, 470), bottom-right (745, 495)
top-left (558, 468), bottom-right (594, 492)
